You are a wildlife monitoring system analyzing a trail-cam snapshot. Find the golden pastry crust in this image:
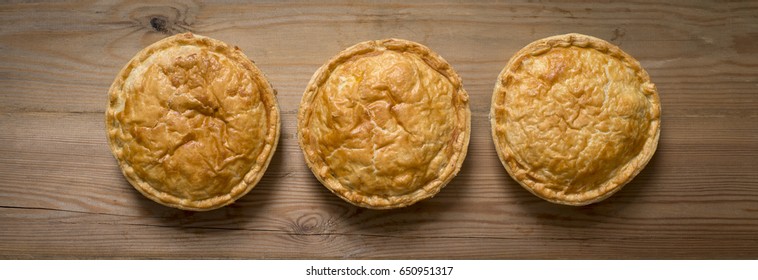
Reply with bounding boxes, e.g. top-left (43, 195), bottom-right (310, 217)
top-left (298, 39), bottom-right (470, 209)
top-left (491, 33), bottom-right (660, 206)
top-left (106, 33), bottom-right (280, 211)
